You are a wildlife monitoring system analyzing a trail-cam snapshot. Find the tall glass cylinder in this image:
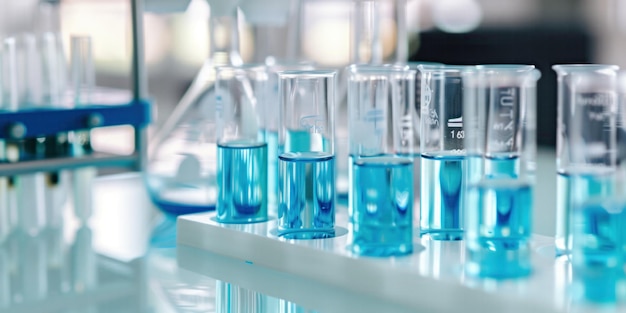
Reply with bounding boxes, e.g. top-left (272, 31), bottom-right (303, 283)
top-left (215, 65), bottom-right (269, 224)
top-left (419, 65), bottom-right (474, 240)
top-left (552, 64), bottom-right (619, 256)
top-left (70, 35), bottom-right (96, 223)
top-left (408, 62), bottom-right (443, 226)
top-left (277, 70), bottom-right (336, 239)
top-left (265, 62), bottom-right (315, 217)
top-left (464, 65), bottom-right (540, 278)
top-left (347, 64), bottom-right (415, 256)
